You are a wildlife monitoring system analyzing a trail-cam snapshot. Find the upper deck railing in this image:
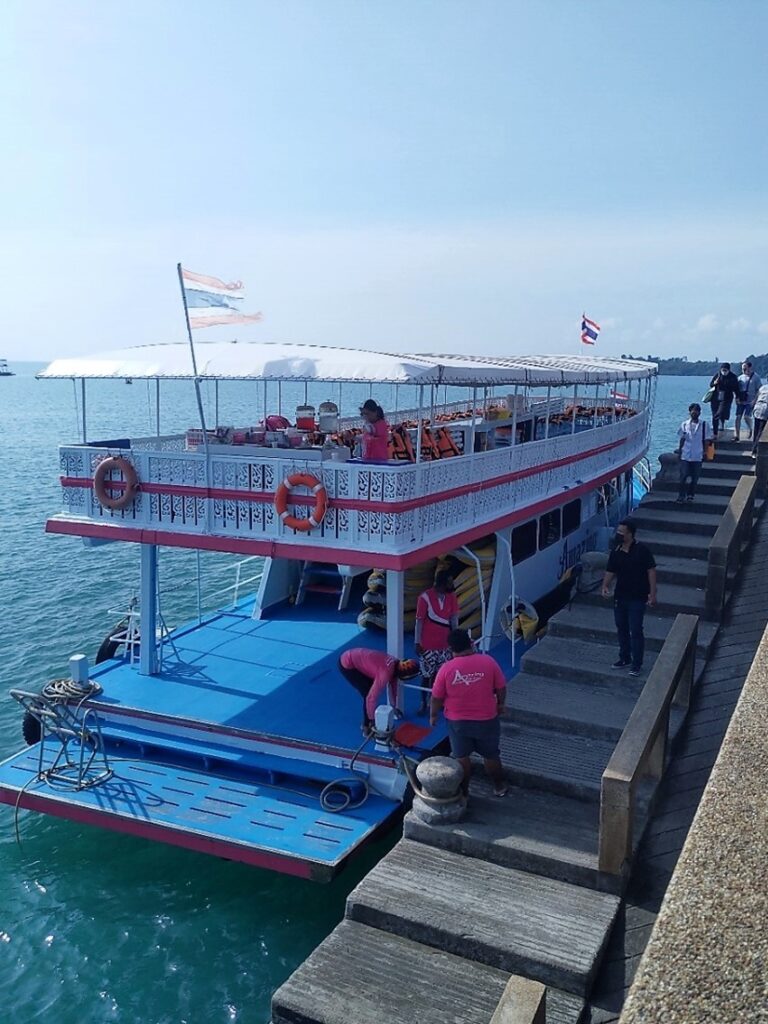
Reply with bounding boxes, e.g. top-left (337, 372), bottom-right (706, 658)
top-left (53, 399), bottom-right (650, 564)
